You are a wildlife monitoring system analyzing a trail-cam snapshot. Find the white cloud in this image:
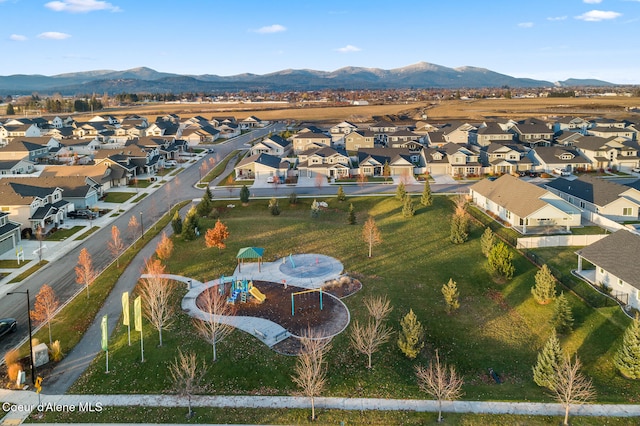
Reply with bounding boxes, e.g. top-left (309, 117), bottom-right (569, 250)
top-left (38, 32), bottom-right (72, 40)
top-left (547, 16), bottom-right (567, 21)
top-left (518, 22), bottom-right (534, 28)
top-left (253, 24), bottom-right (286, 34)
top-left (45, 0), bottom-right (121, 13)
top-left (575, 10), bottom-right (622, 21)
top-left (9, 34), bottom-right (28, 41)
top-left (583, 0), bottom-right (602, 3)
top-left (336, 45), bottom-right (361, 53)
